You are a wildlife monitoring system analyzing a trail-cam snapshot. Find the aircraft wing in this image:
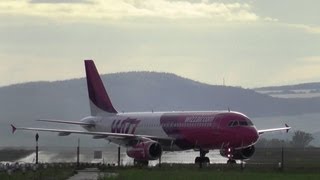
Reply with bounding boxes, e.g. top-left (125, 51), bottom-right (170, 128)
top-left (257, 124), bottom-right (291, 135)
top-left (37, 119), bottom-right (94, 127)
top-left (10, 124), bottom-right (174, 142)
